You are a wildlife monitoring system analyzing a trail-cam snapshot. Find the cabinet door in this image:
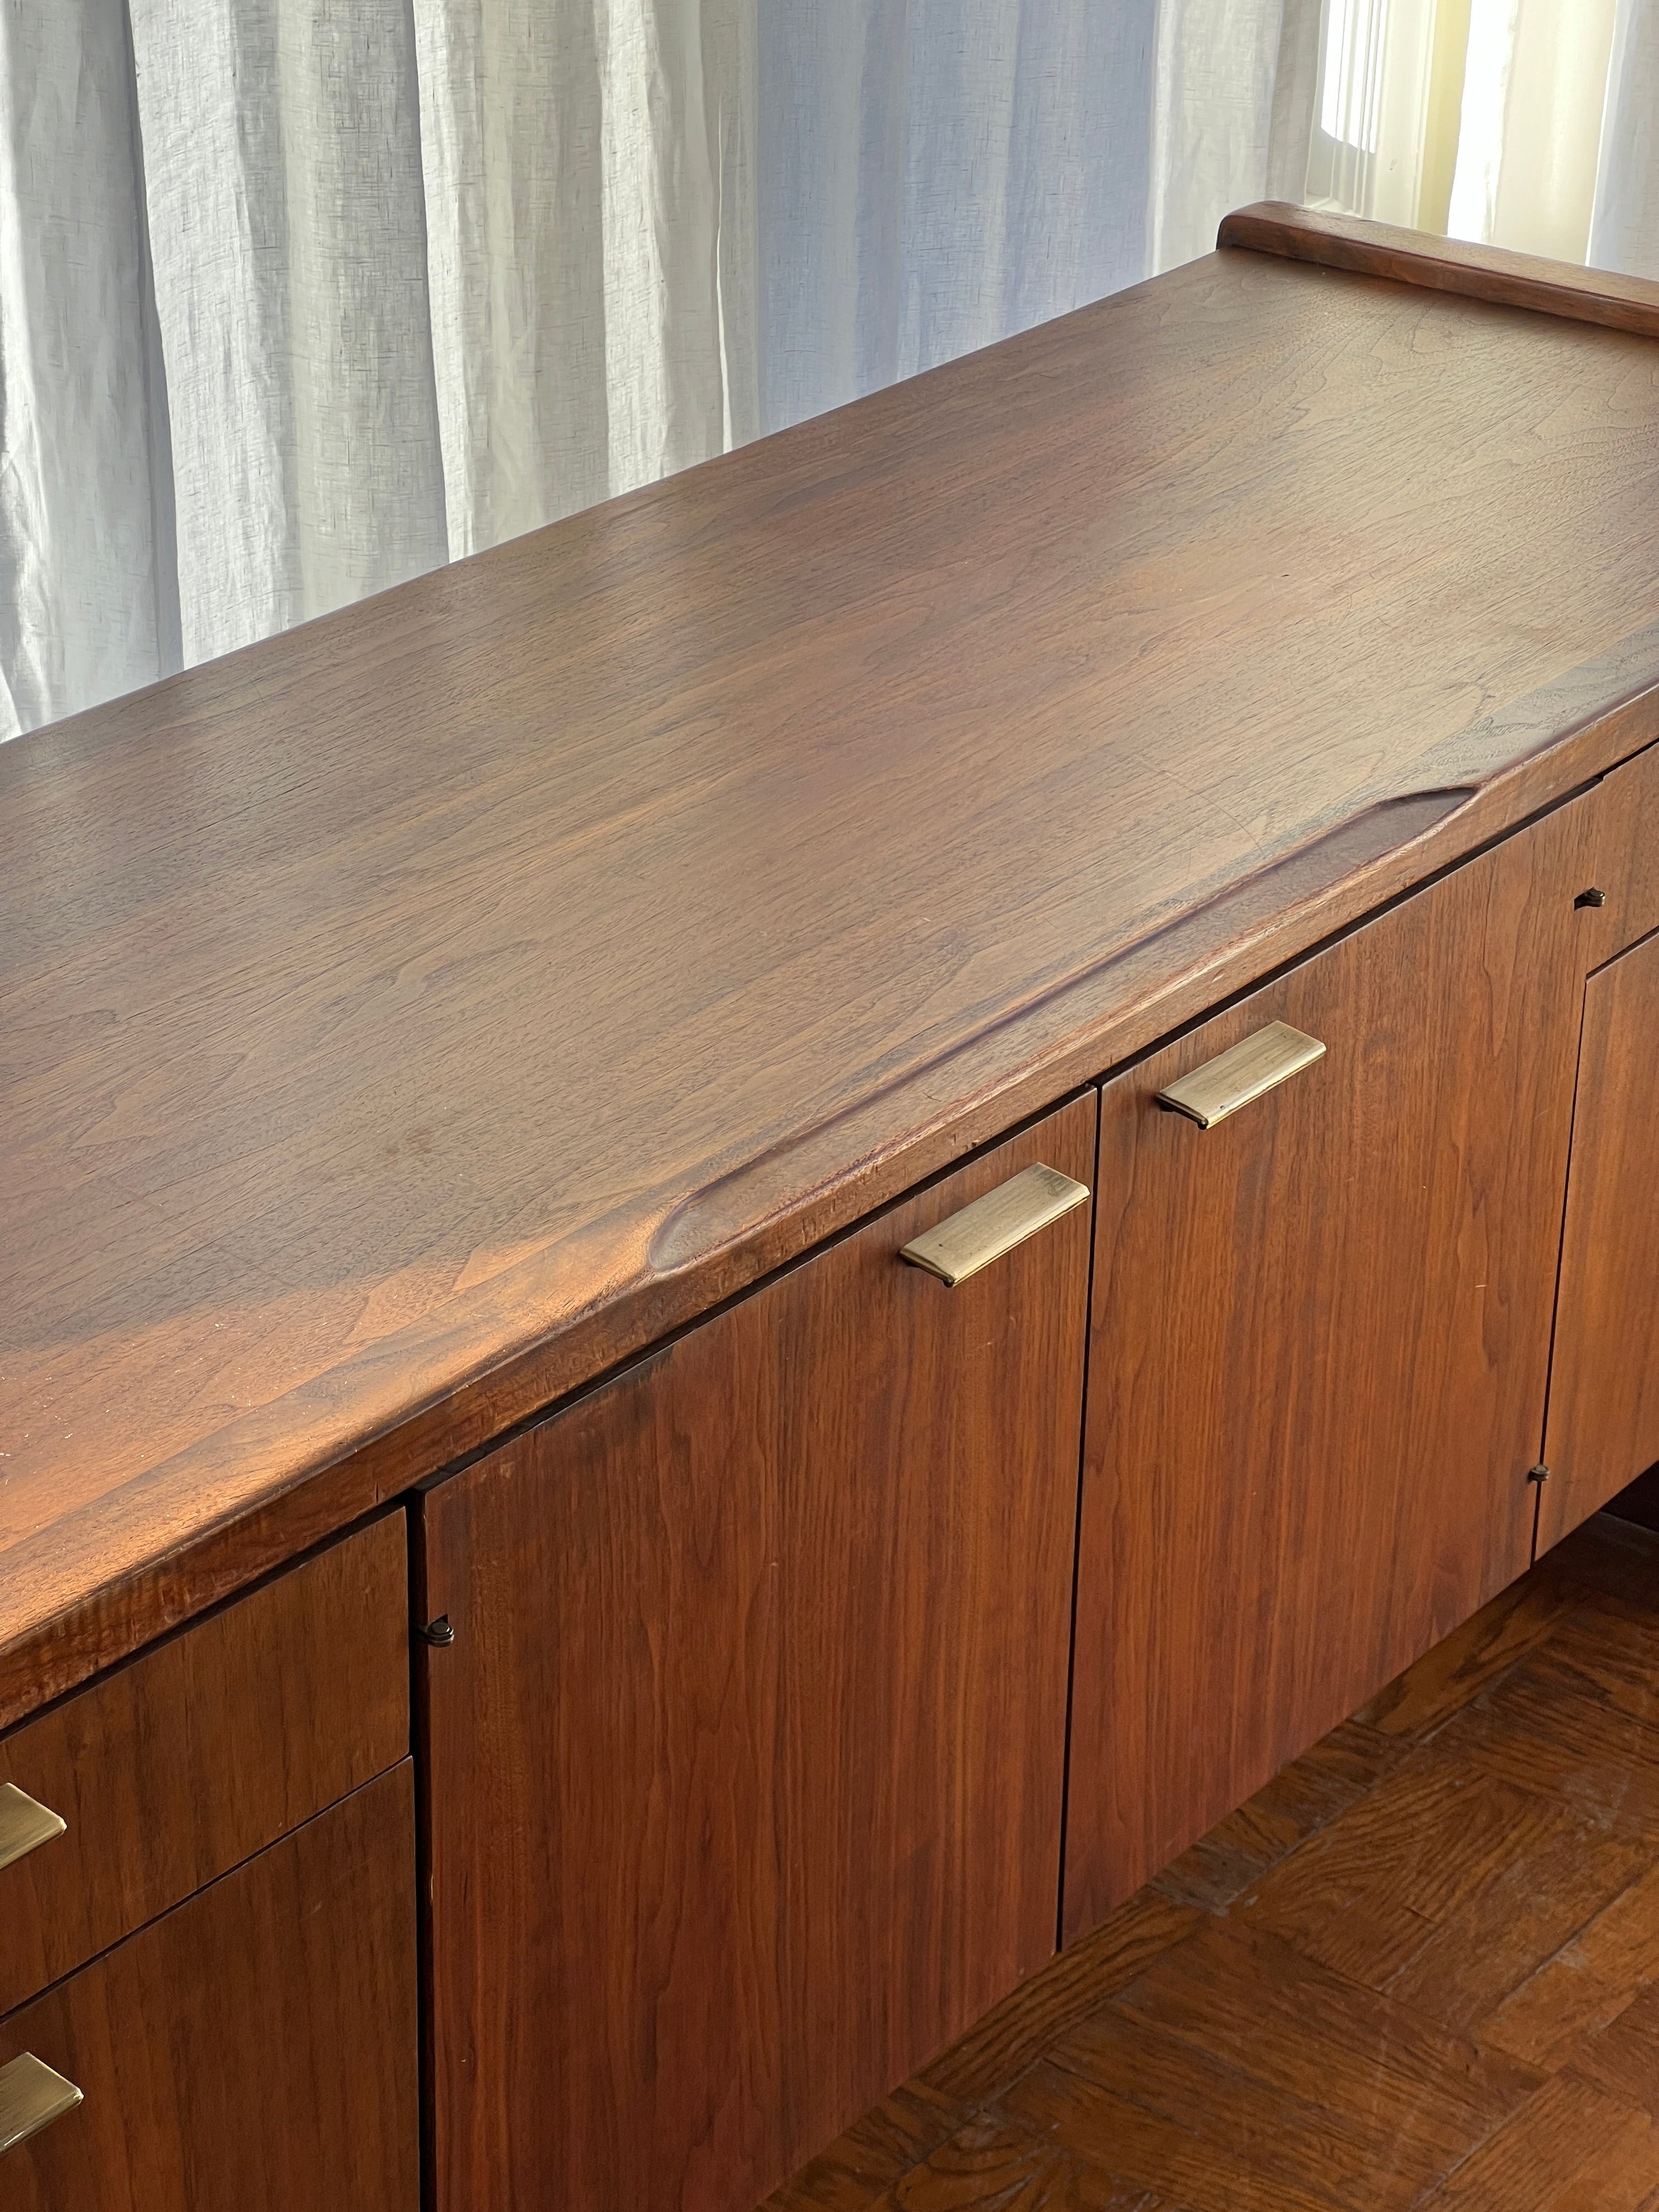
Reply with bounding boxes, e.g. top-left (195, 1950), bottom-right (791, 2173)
top-left (1064, 801), bottom-right (1594, 1938)
top-left (418, 1095), bottom-right (1095, 2212)
top-left (0, 1764), bottom-right (419, 2209)
top-left (1538, 930), bottom-right (1659, 1550)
